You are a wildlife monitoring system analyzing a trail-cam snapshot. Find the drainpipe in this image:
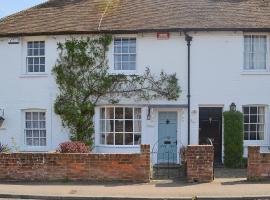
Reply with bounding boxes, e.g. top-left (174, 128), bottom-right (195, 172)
top-left (184, 32), bottom-right (192, 145)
